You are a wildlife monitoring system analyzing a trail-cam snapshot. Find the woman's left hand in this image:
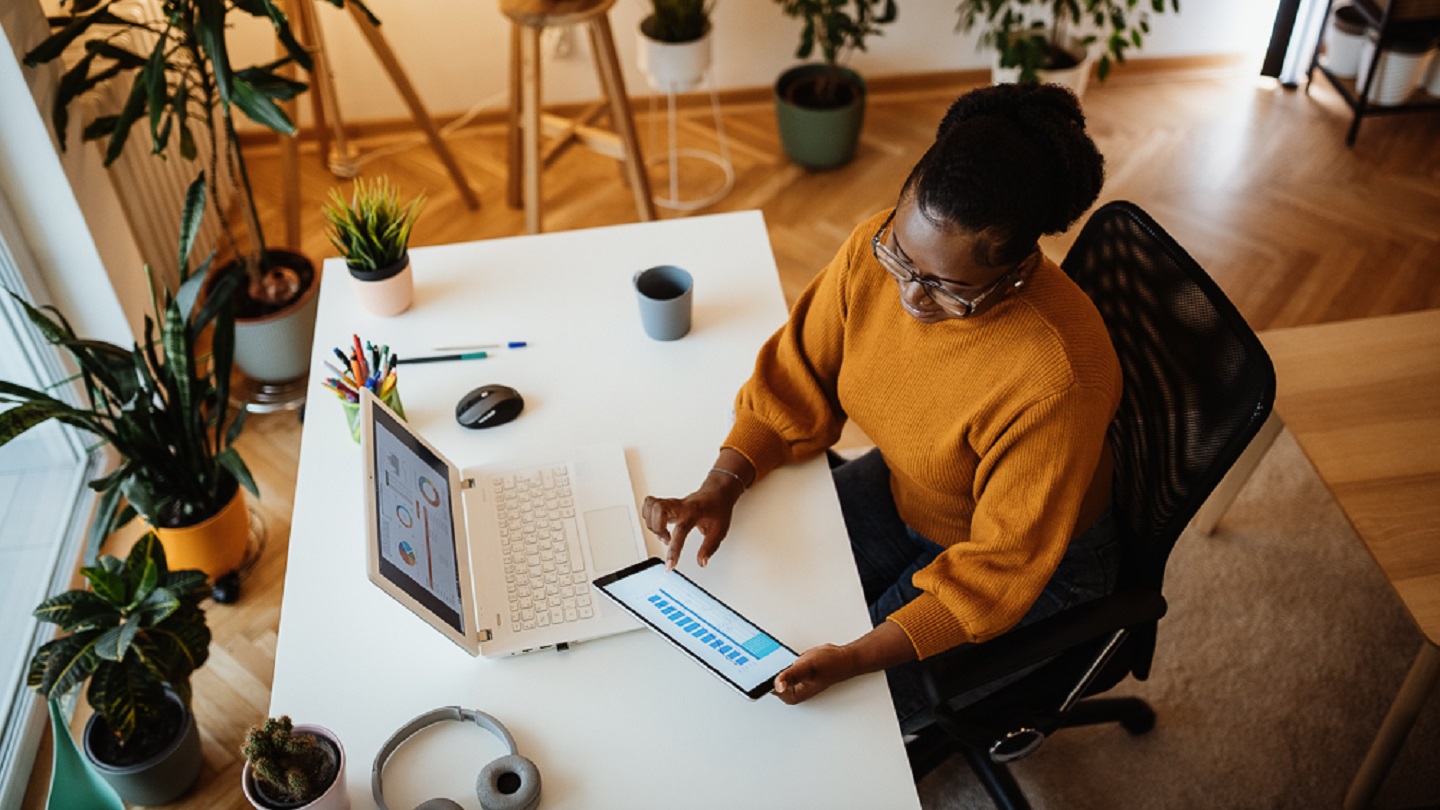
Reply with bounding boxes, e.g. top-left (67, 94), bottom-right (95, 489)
top-left (771, 621), bottom-right (918, 705)
top-left (772, 645), bottom-right (856, 705)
